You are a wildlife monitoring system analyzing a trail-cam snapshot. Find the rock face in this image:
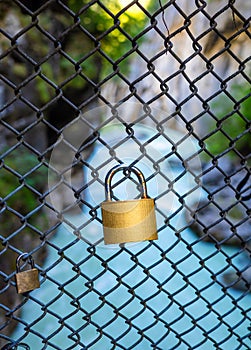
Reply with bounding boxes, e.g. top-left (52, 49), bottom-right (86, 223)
top-left (186, 158), bottom-right (251, 245)
top-left (186, 157), bottom-right (251, 291)
top-left (103, 0), bottom-right (251, 133)
top-left (223, 266), bottom-right (251, 292)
